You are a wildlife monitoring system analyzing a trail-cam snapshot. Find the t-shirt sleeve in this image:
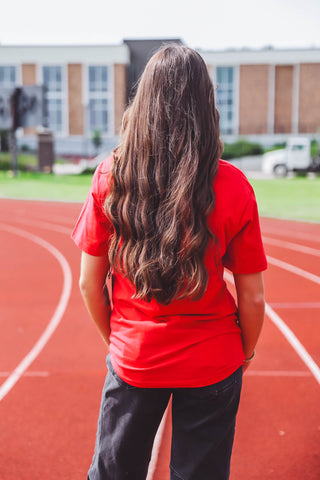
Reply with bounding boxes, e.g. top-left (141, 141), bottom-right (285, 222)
top-left (223, 188), bottom-right (267, 274)
top-left (71, 162), bottom-right (112, 256)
